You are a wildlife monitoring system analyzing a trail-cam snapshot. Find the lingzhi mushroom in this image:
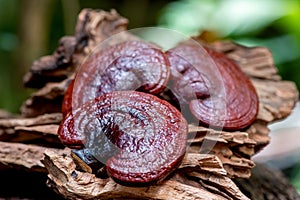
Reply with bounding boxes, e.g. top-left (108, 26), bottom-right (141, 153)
top-left (58, 40), bottom-right (259, 186)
